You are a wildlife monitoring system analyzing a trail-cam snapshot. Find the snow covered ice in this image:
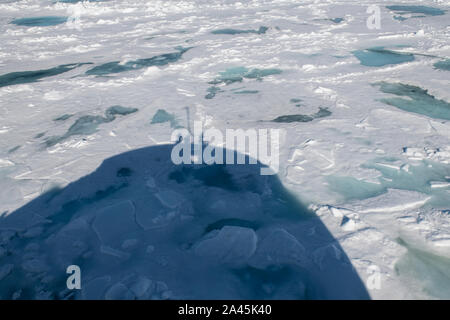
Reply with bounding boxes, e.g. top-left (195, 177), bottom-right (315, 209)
top-left (0, 0), bottom-right (449, 300)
